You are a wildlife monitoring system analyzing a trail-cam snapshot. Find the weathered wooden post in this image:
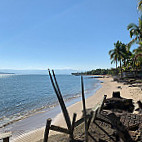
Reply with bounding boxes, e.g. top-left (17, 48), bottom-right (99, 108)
top-left (70, 113), bottom-right (77, 141)
top-left (87, 111), bottom-right (93, 130)
top-left (48, 69), bottom-right (73, 139)
top-left (44, 118), bottom-right (52, 142)
top-left (81, 76), bottom-right (88, 142)
top-left (48, 69), bottom-right (71, 130)
top-left (3, 138), bottom-right (9, 142)
top-left (98, 95), bottom-right (107, 114)
top-left (0, 132), bottom-right (12, 142)
top-left (52, 70), bottom-right (62, 98)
